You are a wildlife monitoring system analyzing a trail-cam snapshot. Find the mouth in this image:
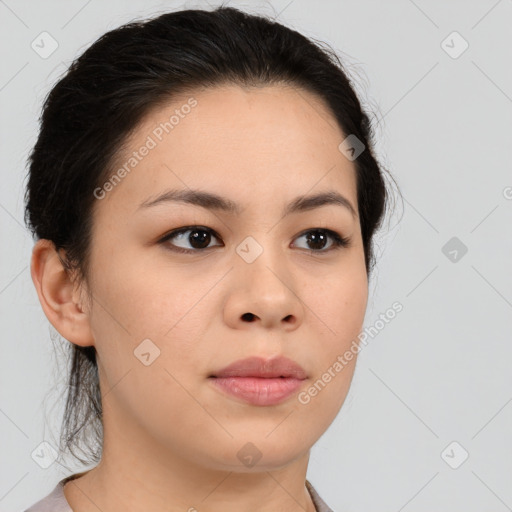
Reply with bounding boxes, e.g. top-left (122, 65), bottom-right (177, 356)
top-left (209, 355), bottom-right (307, 379)
top-left (208, 355), bottom-right (307, 406)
